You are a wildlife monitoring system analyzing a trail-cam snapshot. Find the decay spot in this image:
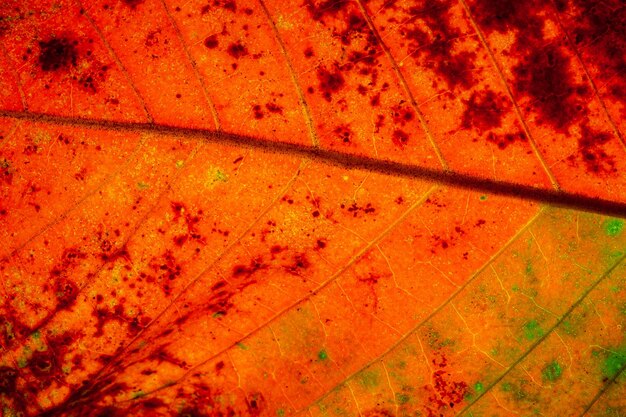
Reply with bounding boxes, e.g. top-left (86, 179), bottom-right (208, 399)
top-left (424, 350), bottom-right (468, 417)
top-left (513, 45), bottom-right (588, 132)
top-left (392, 130), bottom-right (409, 148)
top-left (334, 124), bottom-right (352, 144)
top-left (461, 90), bottom-right (510, 132)
top-left (317, 64), bottom-right (345, 102)
top-left (266, 102), bottom-right (283, 114)
top-left (569, 123), bottom-right (616, 175)
top-left (304, 0), bottom-right (350, 21)
top-left (227, 42), bottom-right (248, 59)
top-left (38, 37), bottom-right (78, 72)
top-left (204, 35), bottom-right (218, 49)
top-left (398, 1), bottom-right (476, 89)
top-left (0, 366), bottom-right (17, 394)
top-left (123, 0), bottom-right (146, 8)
